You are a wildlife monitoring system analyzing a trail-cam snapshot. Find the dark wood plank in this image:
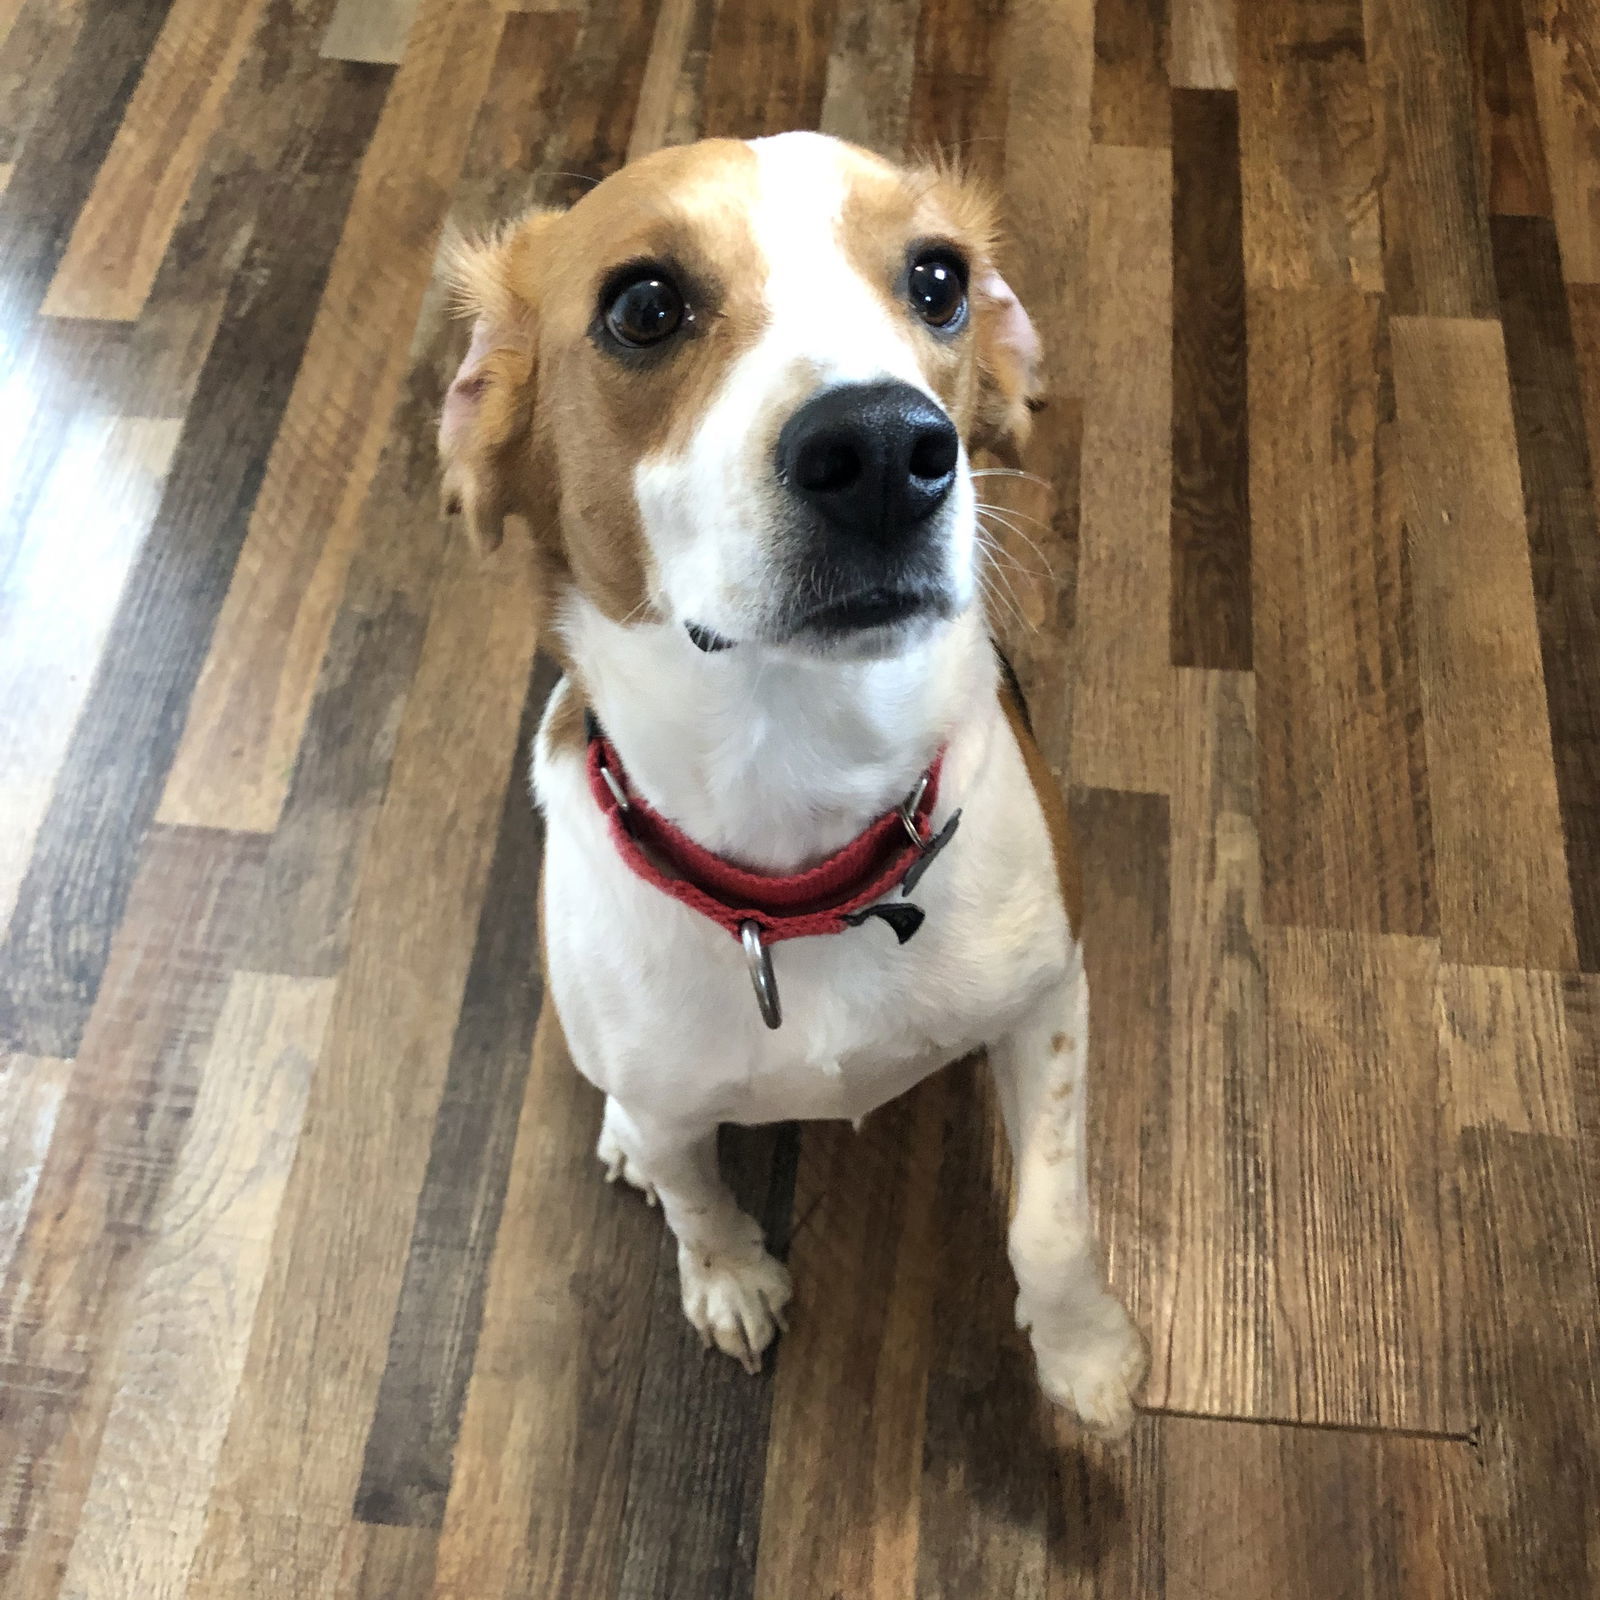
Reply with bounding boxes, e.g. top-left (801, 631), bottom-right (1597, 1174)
top-left (0, 59), bottom-right (391, 1059)
top-left (1464, 0), bottom-right (1553, 217)
top-left (616, 1125), bottom-right (798, 1600)
top-left (1250, 287), bottom-right (1437, 936)
top-left (1565, 972), bottom-right (1600, 1244)
top-left (0, 827), bottom-right (267, 1594)
top-left (819, 0), bottom-right (921, 157)
top-left (1044, 1418), bottom-right (1163, 1599)
top-left (916, 1059), bottom-right (1050, 1598)
top-left (1364, 0), bottom-right (1496, 317)
top-left (0, 0), bottom-right (174, 327)
top-left (1391, 315), bottom-right (1576, 970)
top-left (1494, 217), bottom-right (1600, 971)
top-left (1524, 0), bottom-right (1600, 283)
top-left (1071, 788), bottom-right (1170, 1394)
top-left (1236, 0), bottom-right (1382, 291)
top-left (428, 1010), bottom-right (659, 1600)
top-left (1091, 0), bottom-right (1169, 147)
top-left (905, 0), bottom-right (1010, 183)
top-left (696, 0), bottom-right (837, 143)
top-left (353, 658), bottom-right (554, 1529)
top-left (1460, 1128), bottom-right (1600, 1597)
top-left (1171, 87), bottom-right (1251, 671)
top-left (753, 1080), bottom-right (947, 1600)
